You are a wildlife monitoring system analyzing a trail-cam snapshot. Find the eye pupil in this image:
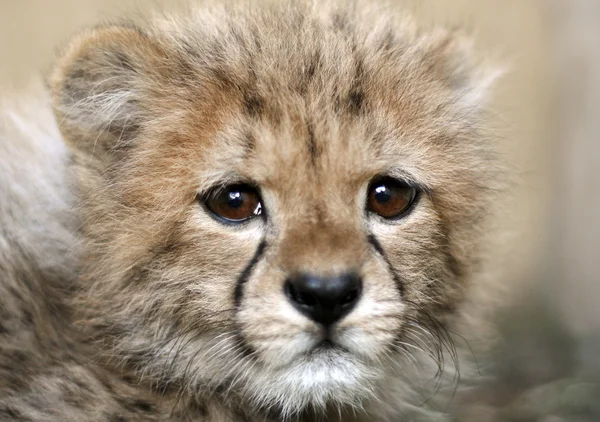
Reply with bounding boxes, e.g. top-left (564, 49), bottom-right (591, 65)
top-left (374, 185), bottom-right (391, 203)
top-left (227, 191), bottom-right (244, 208)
